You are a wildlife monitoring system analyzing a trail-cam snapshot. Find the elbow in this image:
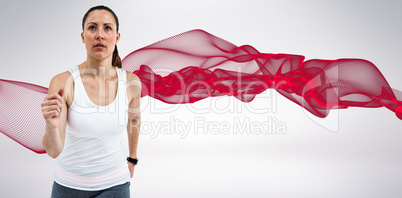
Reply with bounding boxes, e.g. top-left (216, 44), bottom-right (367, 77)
top-left (42, 139), bottom-right (62, 159)
top-left (48, 153), bottom-right (58, 159)
top-left (46, 149), bottom-right (62, 159)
